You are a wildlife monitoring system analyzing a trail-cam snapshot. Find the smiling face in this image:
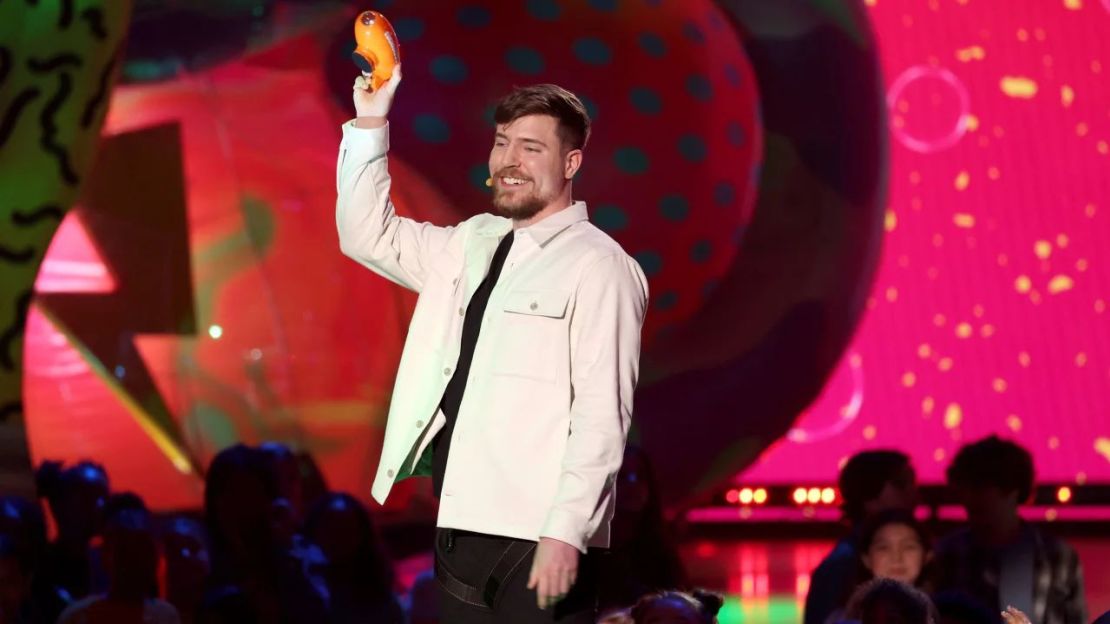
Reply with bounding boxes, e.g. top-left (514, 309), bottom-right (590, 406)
top-left (489, 114), bottom-right (580, 221)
